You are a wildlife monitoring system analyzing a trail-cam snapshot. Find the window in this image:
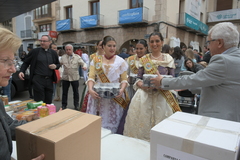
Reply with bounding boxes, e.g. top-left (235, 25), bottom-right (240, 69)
top-left (39, 24), bottom-right (51, 32)
top-left (216, 0), bottom-right (232, 11)
top-left (42, 5), bottom-right (48, 15)
top-left (90, 1), bottom-right (100, 15)
top-left (25, 16), bottom-right (32, 30)
top-left (130, 0), bottom-right (143, 9)
top-left (66, 6), bottom-right (73, 19)
top-left (35, 4), bottom-right (51, 19)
